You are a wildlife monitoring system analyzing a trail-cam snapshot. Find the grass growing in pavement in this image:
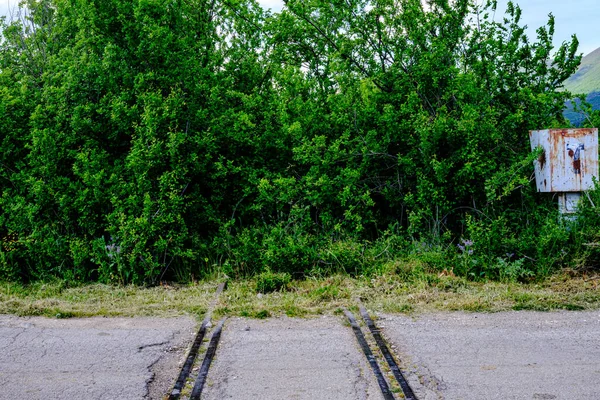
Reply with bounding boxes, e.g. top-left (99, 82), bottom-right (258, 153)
top-left (1, 261), bottom-right (600, 319)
